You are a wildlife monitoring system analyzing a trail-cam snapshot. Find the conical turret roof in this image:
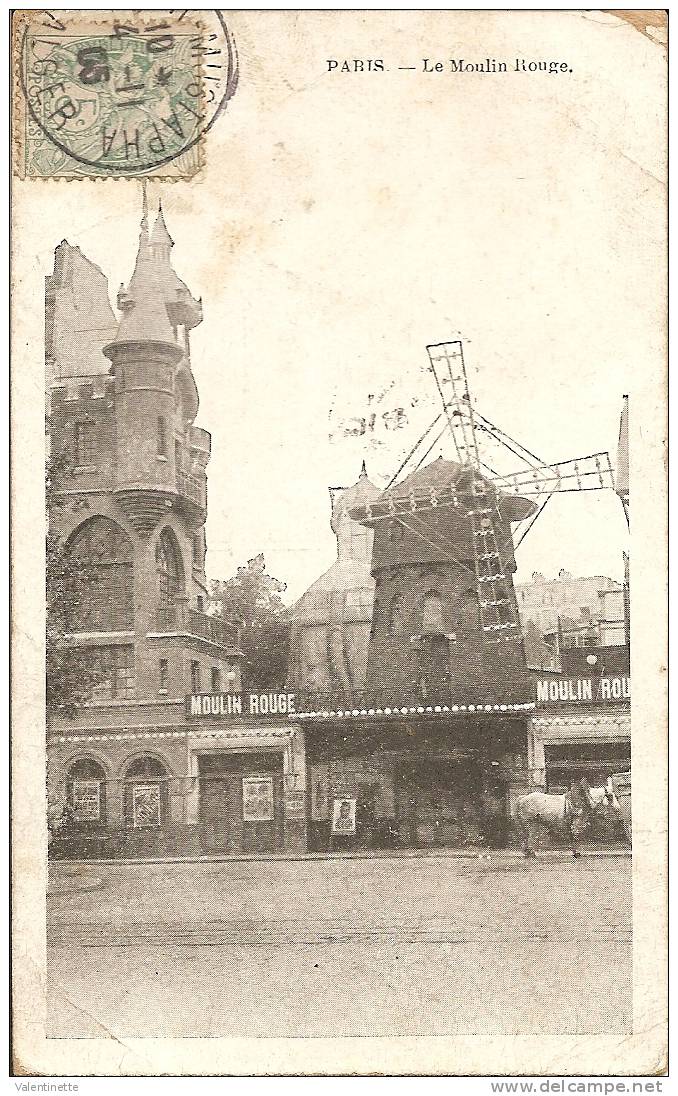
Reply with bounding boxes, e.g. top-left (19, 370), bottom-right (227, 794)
top-left (107, 196), bottom-right (202, 348)
top-left (150, 201), bottom-right (174, 249)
